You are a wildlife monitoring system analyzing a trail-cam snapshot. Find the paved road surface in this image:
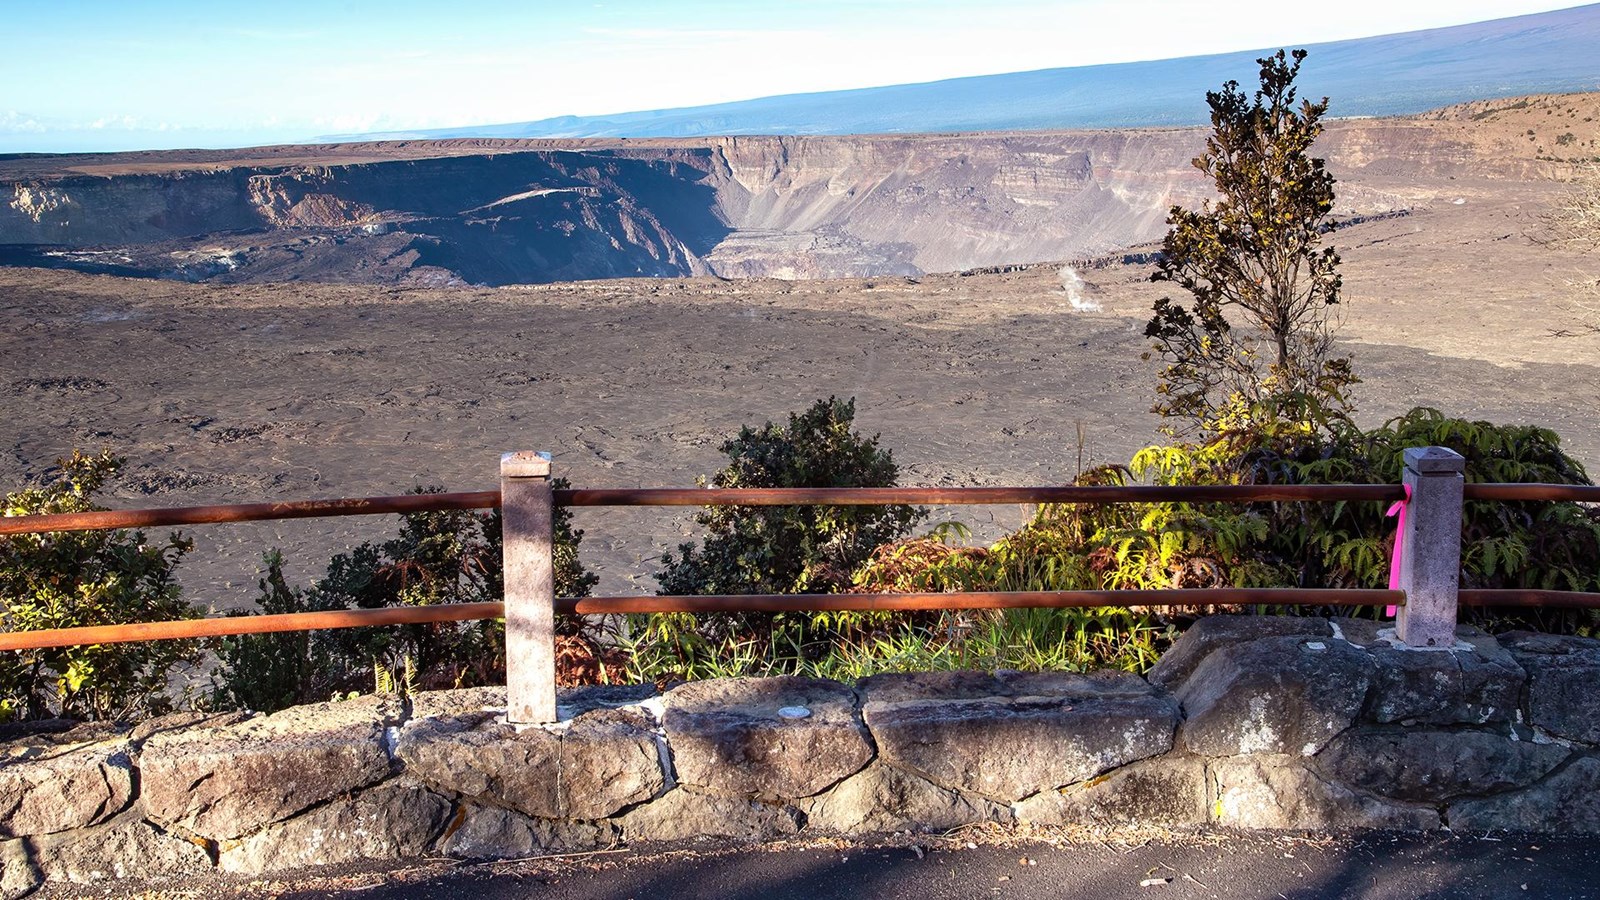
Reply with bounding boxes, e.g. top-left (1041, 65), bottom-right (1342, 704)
top-left (43, 830), bottom-right (1600, 900)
